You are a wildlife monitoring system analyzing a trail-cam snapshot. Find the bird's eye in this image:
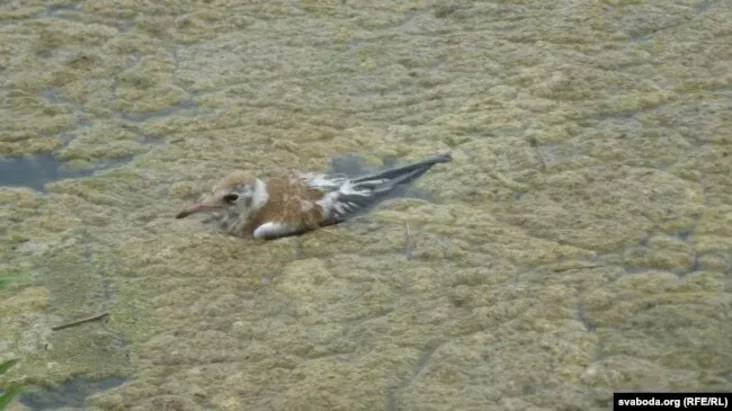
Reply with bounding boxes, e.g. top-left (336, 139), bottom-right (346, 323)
top-left (223, 193), bottom-right (239, 203)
